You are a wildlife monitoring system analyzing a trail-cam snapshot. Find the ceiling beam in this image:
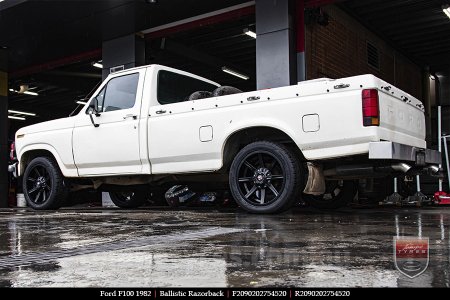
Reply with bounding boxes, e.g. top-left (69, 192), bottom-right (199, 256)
top-left (10, 48), bottom-right (101, 78)
top-left (143, 1), bottom-right (255, 40)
